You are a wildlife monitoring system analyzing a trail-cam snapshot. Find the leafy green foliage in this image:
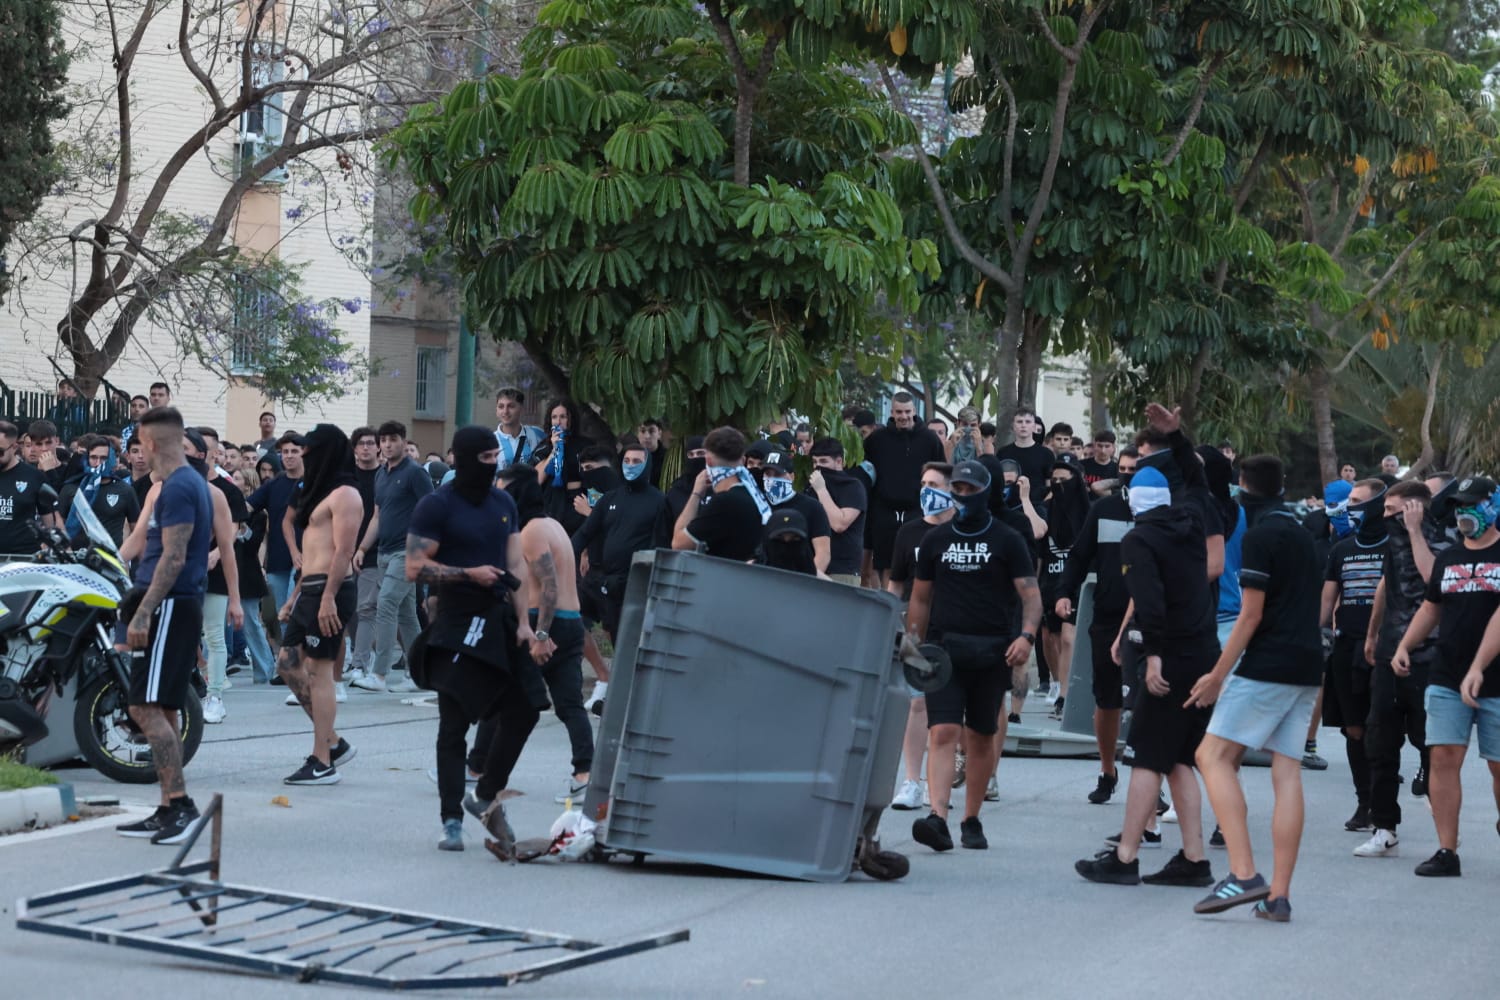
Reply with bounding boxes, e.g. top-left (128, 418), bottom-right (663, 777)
top-left (0, 0), bottom-right (69, 303)
top-left (387, 0), bottom-right (960, 433)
